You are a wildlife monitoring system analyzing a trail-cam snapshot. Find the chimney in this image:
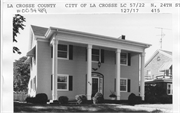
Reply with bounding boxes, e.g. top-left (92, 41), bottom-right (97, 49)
top-left (121, 35), bottom-right (125, 40)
